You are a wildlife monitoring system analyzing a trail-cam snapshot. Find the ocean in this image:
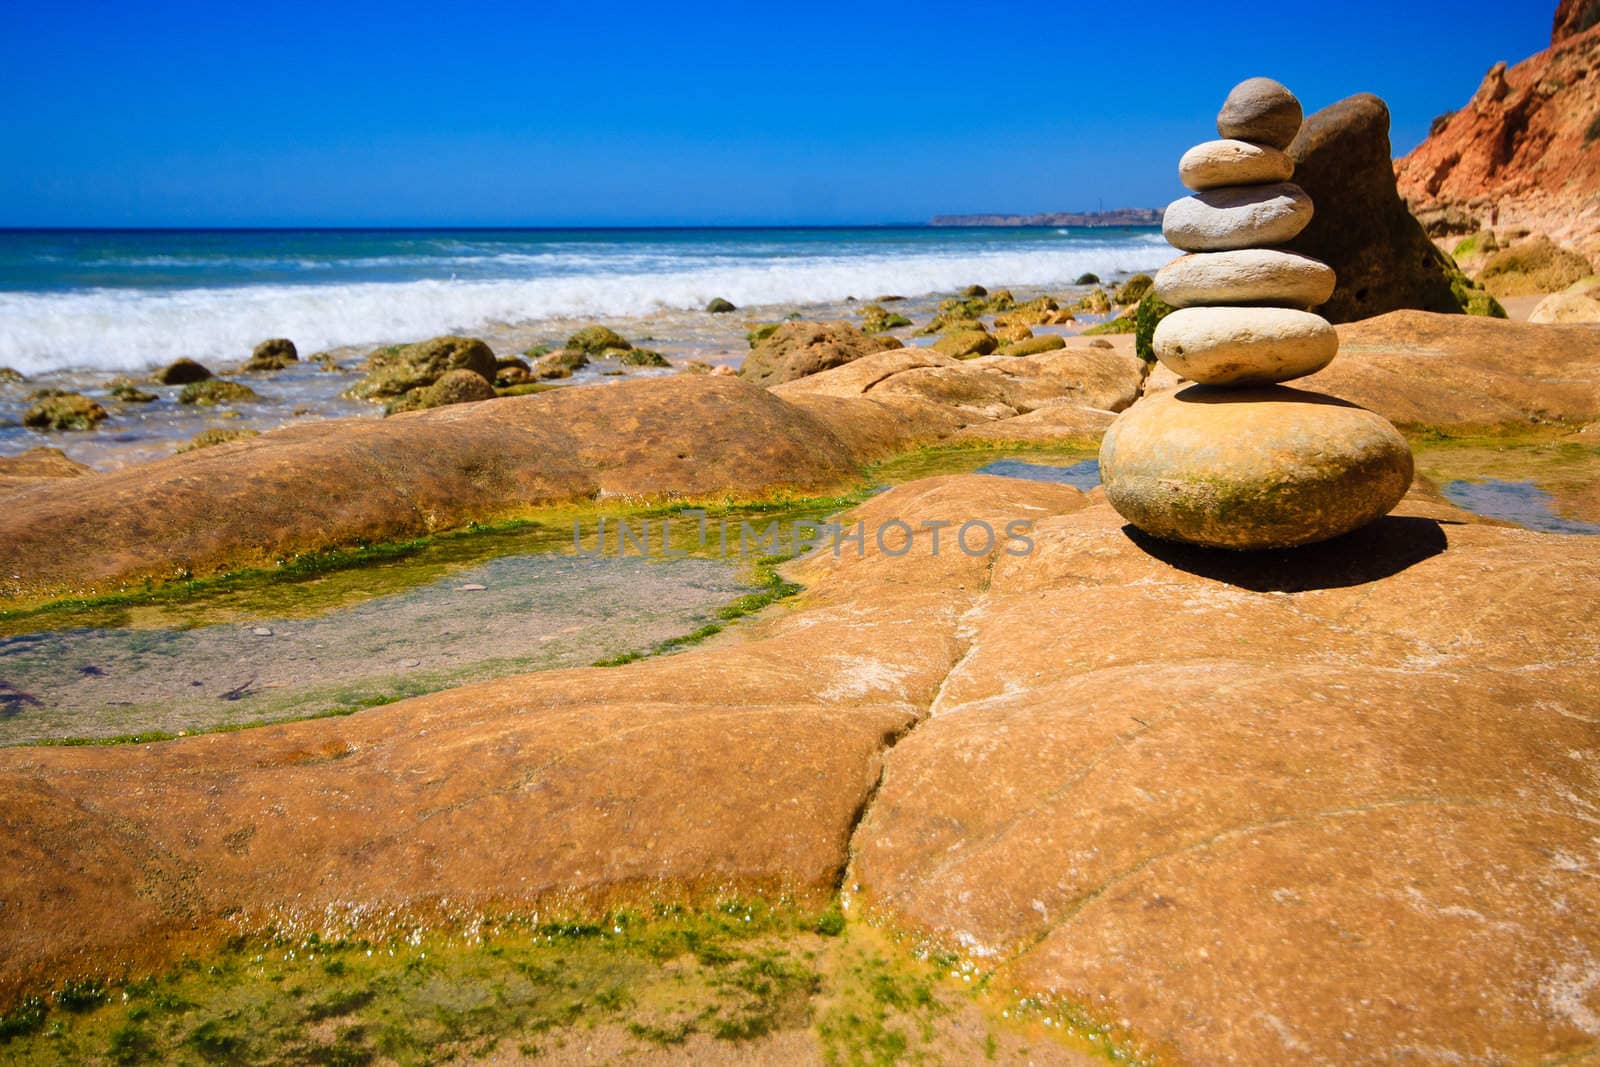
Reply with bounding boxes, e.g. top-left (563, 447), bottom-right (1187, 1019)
top-left (0, 226), bottom-right (1170, 375)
